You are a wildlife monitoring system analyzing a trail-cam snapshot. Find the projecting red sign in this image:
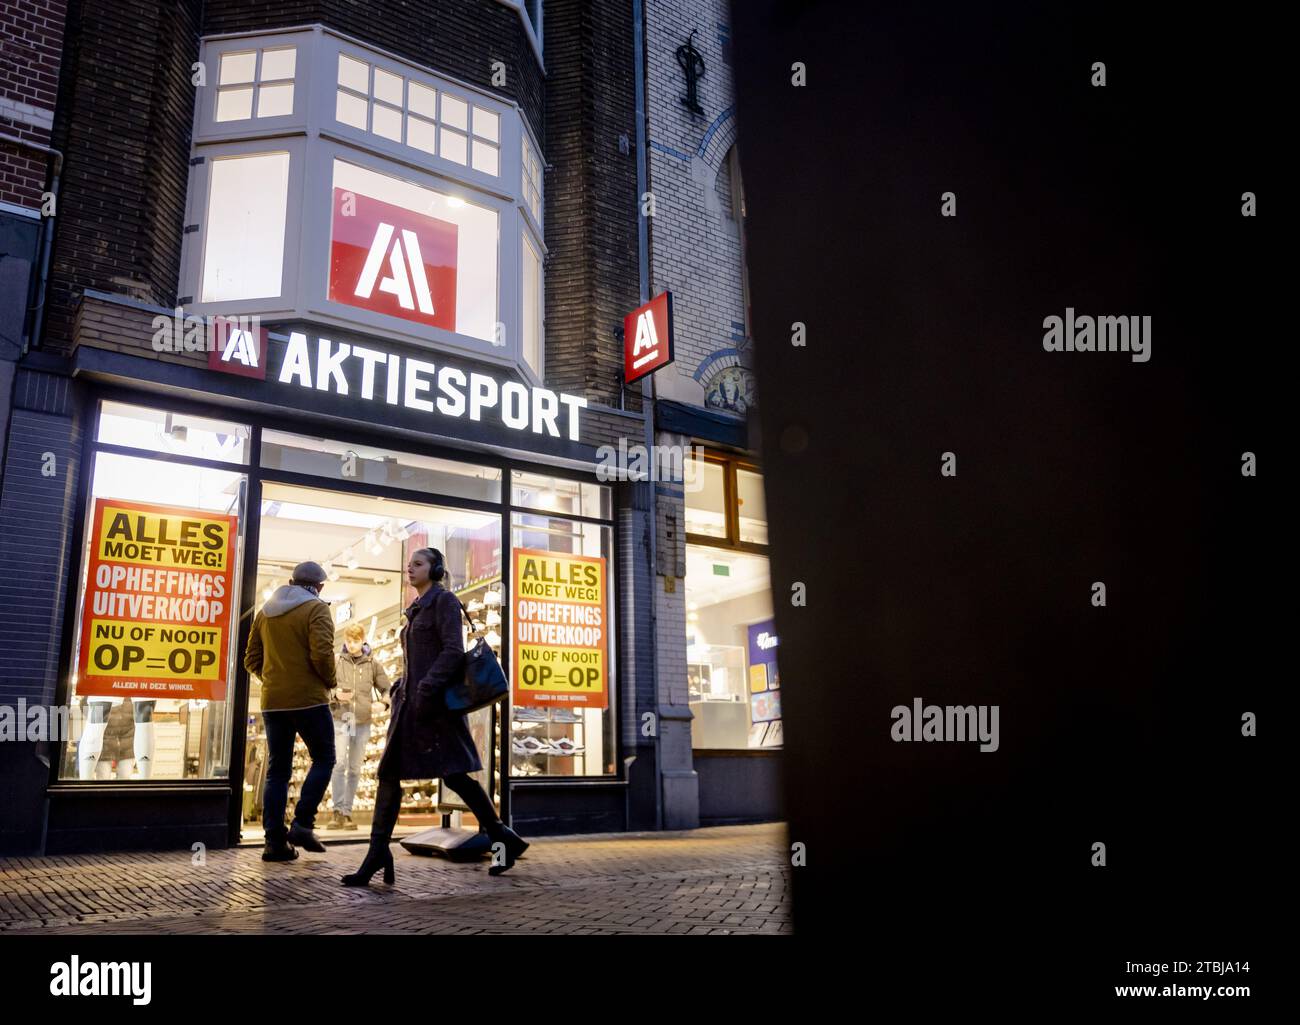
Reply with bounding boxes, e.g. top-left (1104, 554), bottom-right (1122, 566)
top-left (623, 291), bottom-right (674, 384)
top-left (207, 316), bottom-right (267, 380)
top-left (328, 187), bottom-right (458, 330)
